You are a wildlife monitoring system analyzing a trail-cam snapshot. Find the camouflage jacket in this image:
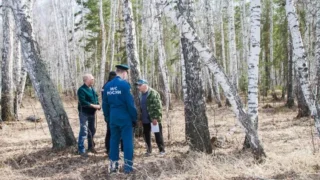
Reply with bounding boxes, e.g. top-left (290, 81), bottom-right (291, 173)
top-left (139, 88), bottom-right (163, 123)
